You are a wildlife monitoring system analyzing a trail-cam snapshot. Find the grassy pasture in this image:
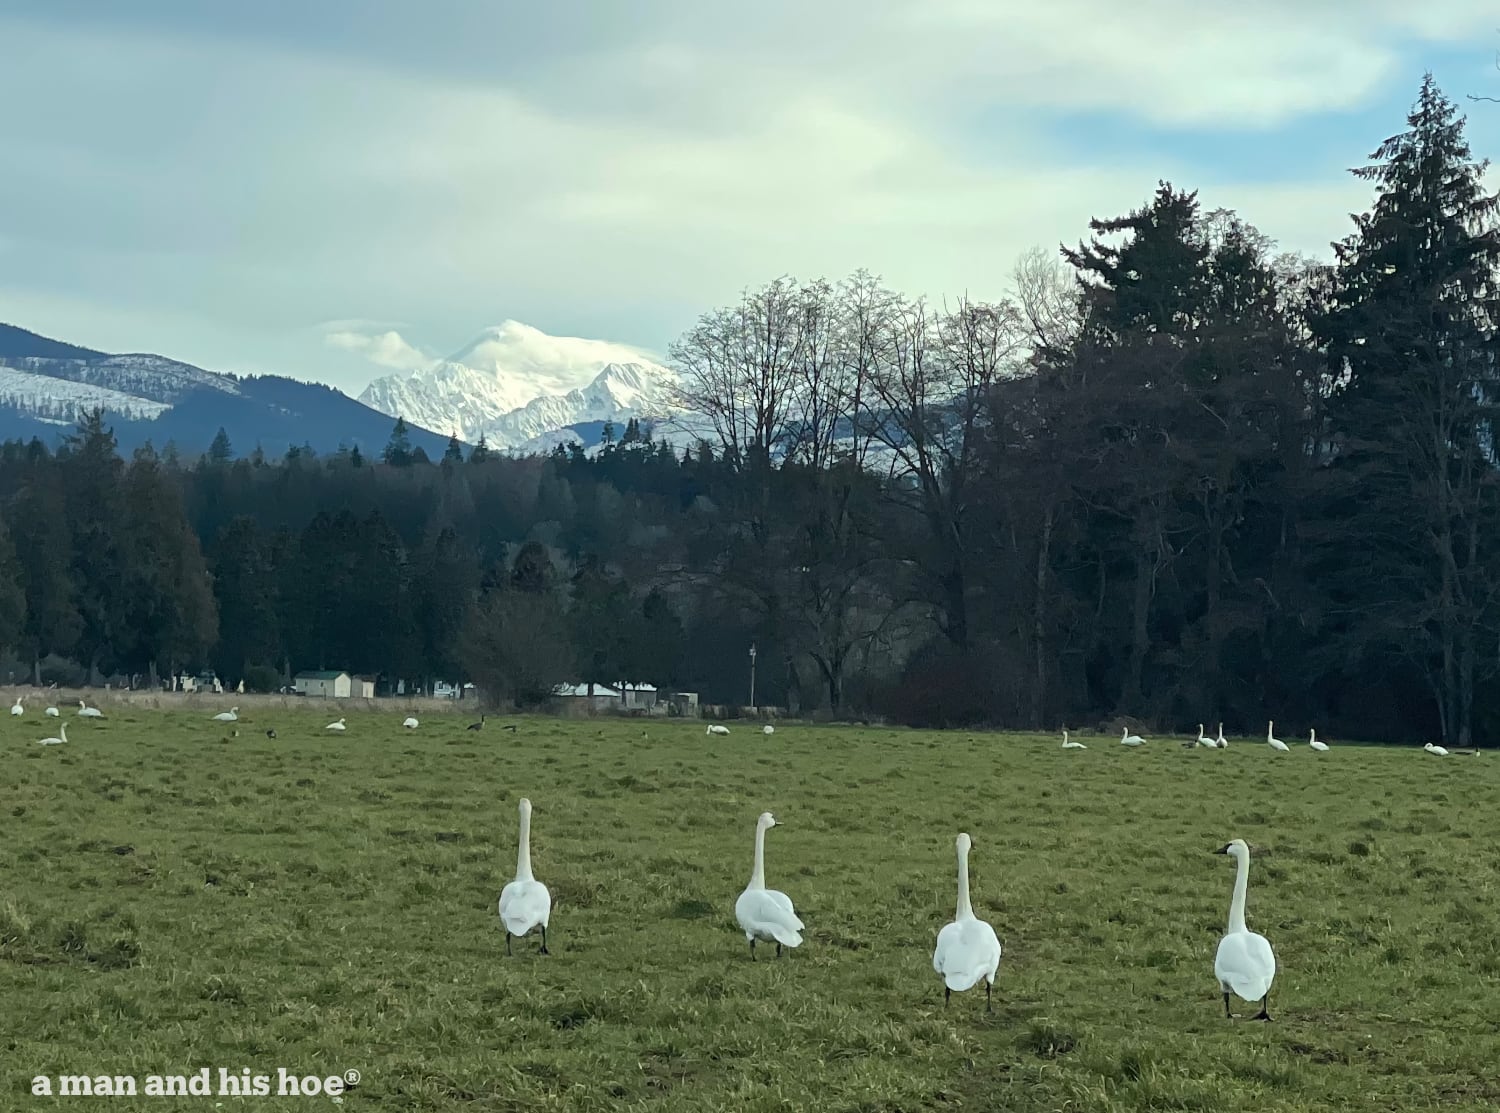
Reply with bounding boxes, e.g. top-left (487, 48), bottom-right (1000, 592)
top-left (2, 710), bottom-right (1497, 1112)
